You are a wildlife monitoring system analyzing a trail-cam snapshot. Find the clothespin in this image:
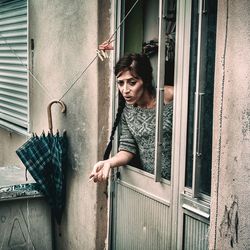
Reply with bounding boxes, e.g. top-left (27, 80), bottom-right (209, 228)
top-left (97, 39), bottom-right (114, 61)
top-left (101, 49), bottom-right (109, 59)
top-left (96, 49), bottom-right (104, 61)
